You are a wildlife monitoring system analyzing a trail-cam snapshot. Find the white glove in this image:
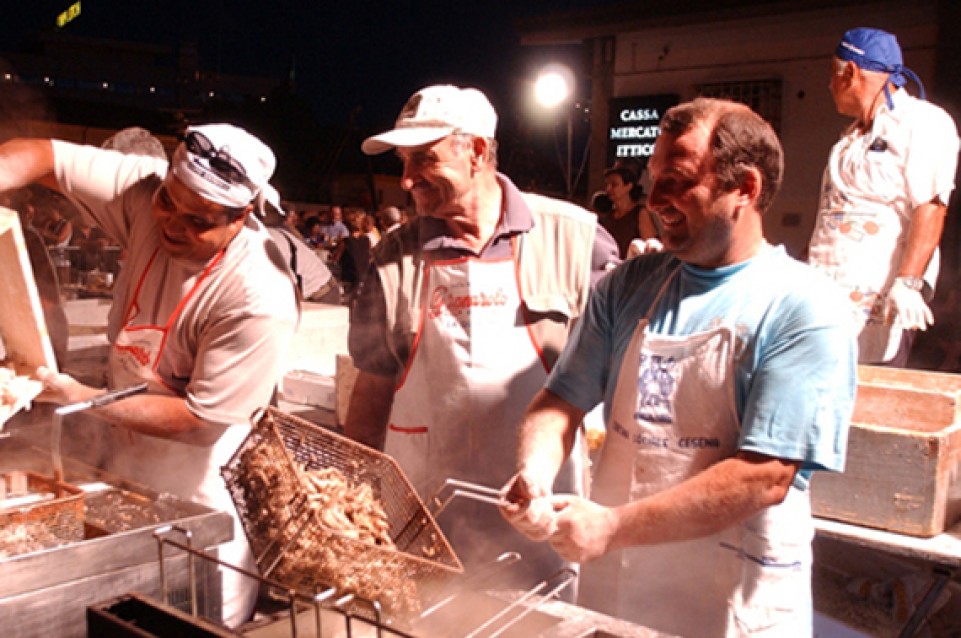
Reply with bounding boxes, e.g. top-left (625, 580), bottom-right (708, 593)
top-left (627, 238), bottom-right (664, 258)
top-left (884, 278), bottom-right (933, 330)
